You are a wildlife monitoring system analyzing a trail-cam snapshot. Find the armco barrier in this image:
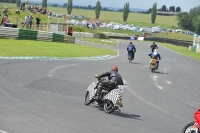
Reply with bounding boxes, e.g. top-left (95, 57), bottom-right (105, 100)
top-left (0, 27), bottom-right (19, 38)
top-left (0, 27), bottom-right (75, 43)
top-left (73, 32), bottom-right (94, 38)
top-left (18, 29), bottom-right (38, 40)
top-left (108, 35), bottom-right (193, 47)
top-left (37, 30), bottom-right (53, 41)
